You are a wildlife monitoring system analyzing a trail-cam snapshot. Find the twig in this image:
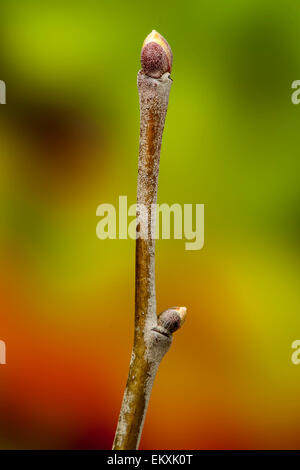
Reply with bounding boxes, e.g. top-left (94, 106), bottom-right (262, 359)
top-left (113, 31), bottom-right (187, 451)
